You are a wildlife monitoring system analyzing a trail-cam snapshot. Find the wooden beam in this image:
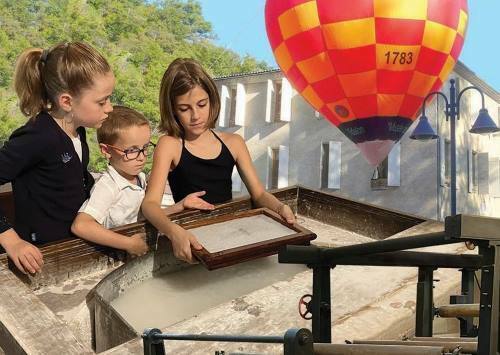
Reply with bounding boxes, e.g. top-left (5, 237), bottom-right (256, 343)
top-left (0, 268), bottom-right (93, 354)
top-left (436, 304), bottom-right (480, 318)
